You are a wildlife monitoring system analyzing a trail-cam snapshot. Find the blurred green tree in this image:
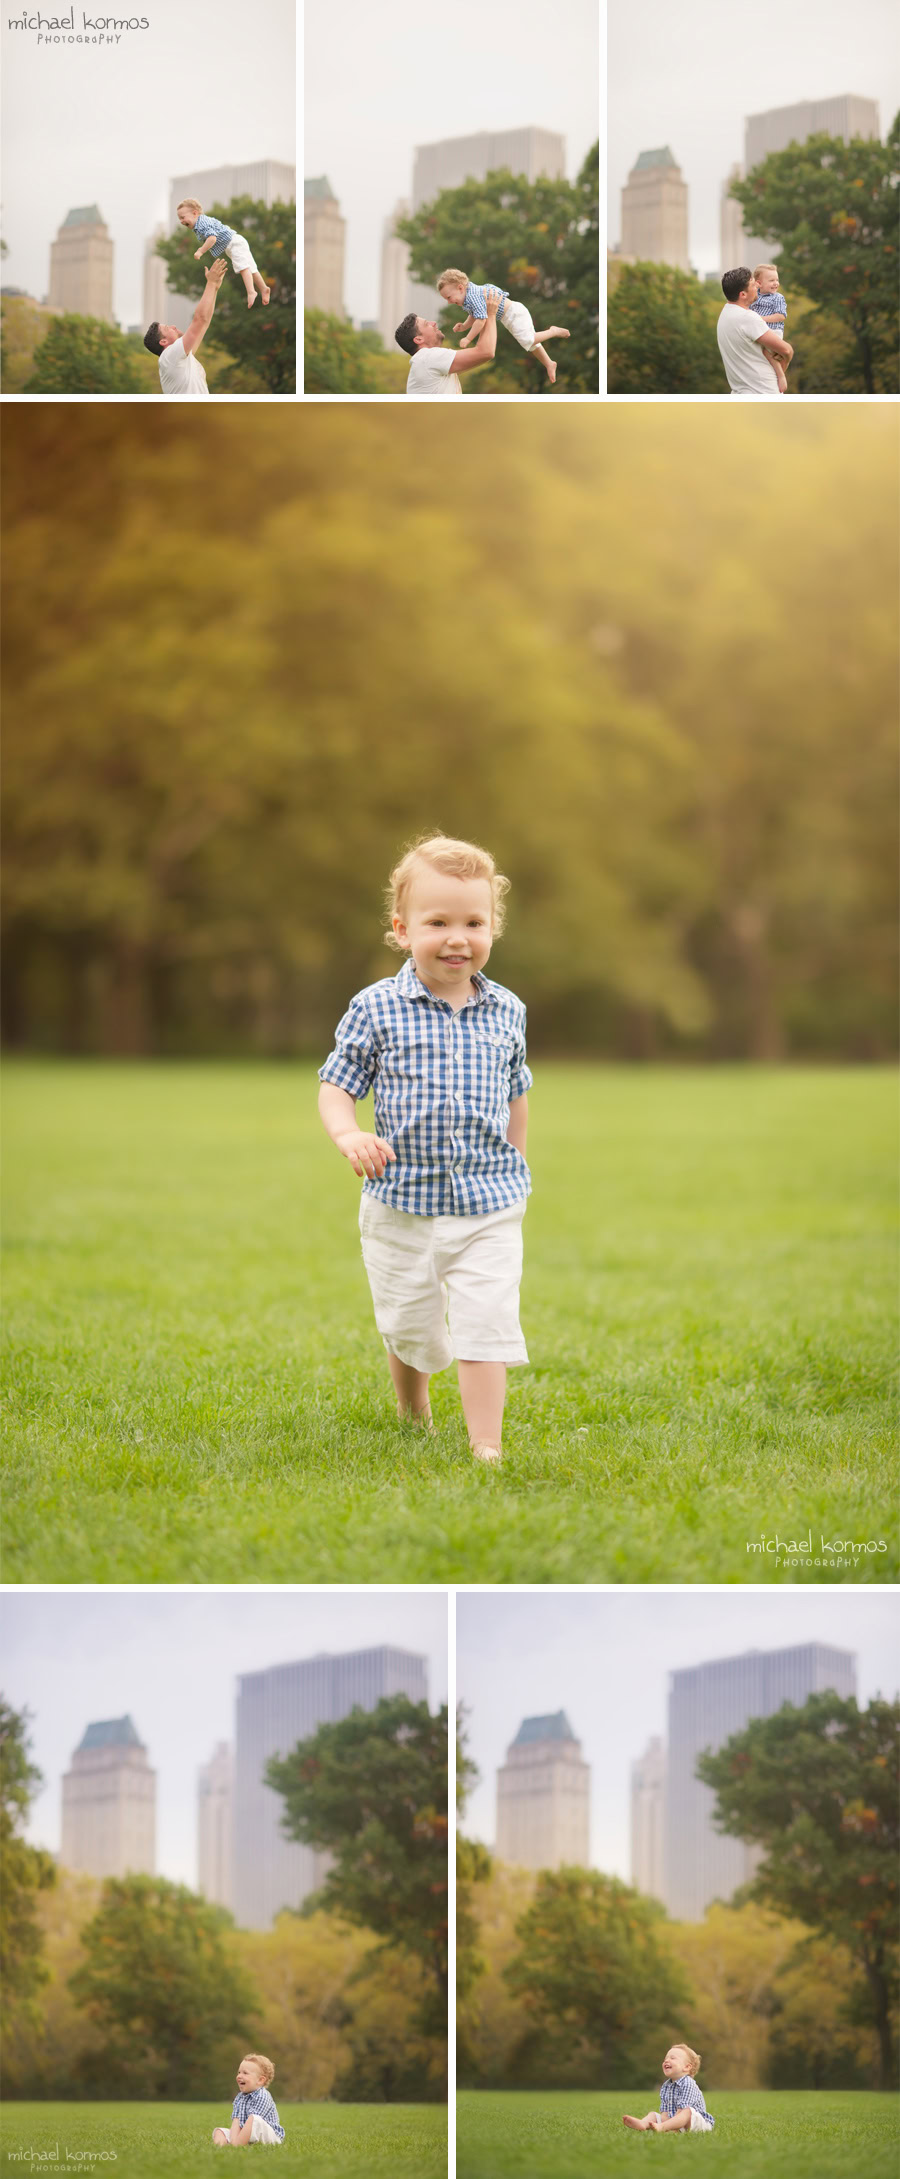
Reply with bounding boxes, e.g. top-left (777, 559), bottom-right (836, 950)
top-left (0, 1699), bottom-right (56, 2035)
top-left (69, 1875), bottom-right (261, 2098)
top-left (505, 1868), bottom-right (691, 2084)
top-left (697, 1693), bottom-right (900, 2088)
top-left (155, 197), bottom-right (296, 392)
top-left (304, 309), bottom-right (378, 391)
top-left (607, 262), bottom-right (724, 392)
top-left (23, 315), bottom-right (145, 391)
top-left (729, 114), bottom-right (900, 392)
